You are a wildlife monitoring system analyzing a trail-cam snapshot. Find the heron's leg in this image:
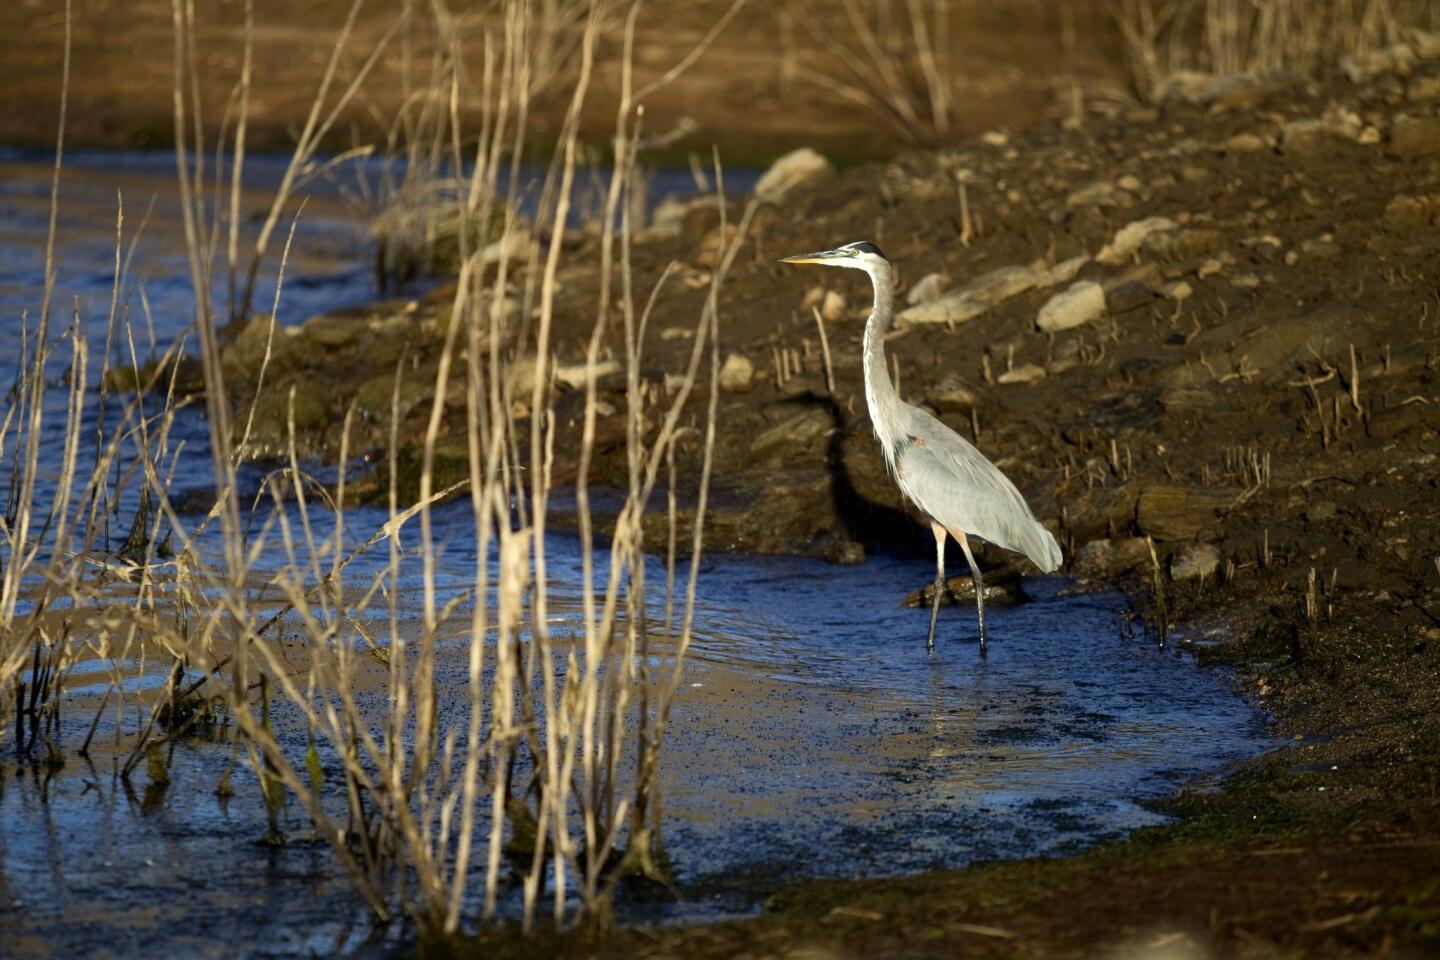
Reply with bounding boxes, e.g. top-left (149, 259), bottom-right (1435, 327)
top-left (954, 528), bottom-right (986, 651)
top-left (926, 522), bottom-right (947, 651)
